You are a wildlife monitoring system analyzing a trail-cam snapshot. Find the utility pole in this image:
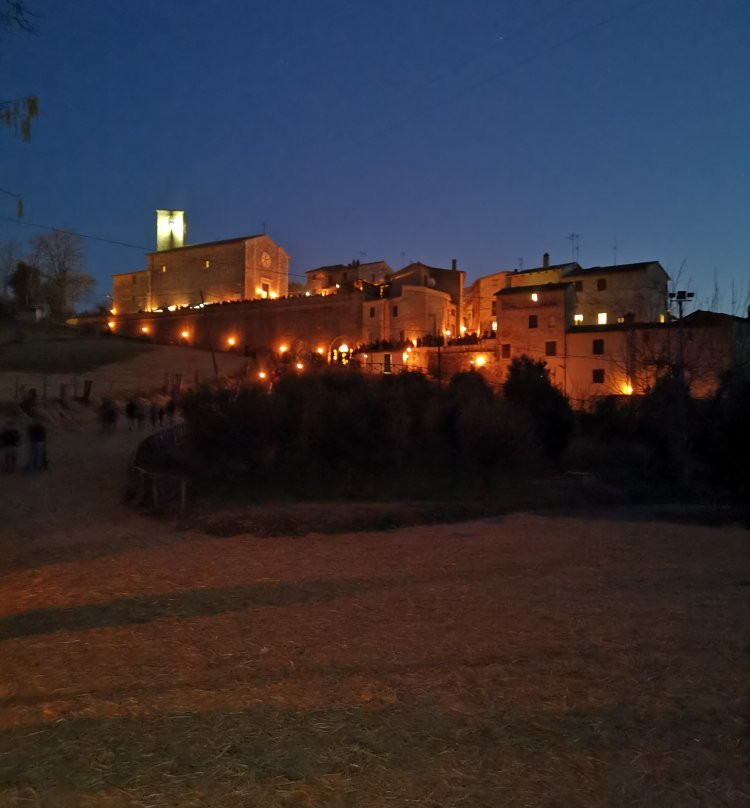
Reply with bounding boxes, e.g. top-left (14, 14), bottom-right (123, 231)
top-left (199, 290), bottom-right (219, 379)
